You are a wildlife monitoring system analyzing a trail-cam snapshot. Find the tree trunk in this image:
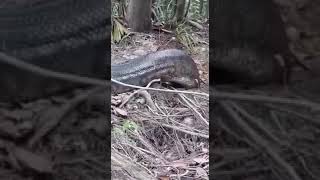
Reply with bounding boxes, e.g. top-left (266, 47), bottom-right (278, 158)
top-left (199, 0), bottom-right (204, 15)
top-left (206, 0), bottom-right (209, 18)
top-left (174, 0), bottom-right (186, 22)
top-left (127, 0), bottom-right (152, 32)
